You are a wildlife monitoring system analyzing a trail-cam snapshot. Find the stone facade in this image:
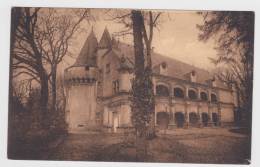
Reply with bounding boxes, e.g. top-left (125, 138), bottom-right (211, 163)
top-left (64, 28), bottom-right (236, 133)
